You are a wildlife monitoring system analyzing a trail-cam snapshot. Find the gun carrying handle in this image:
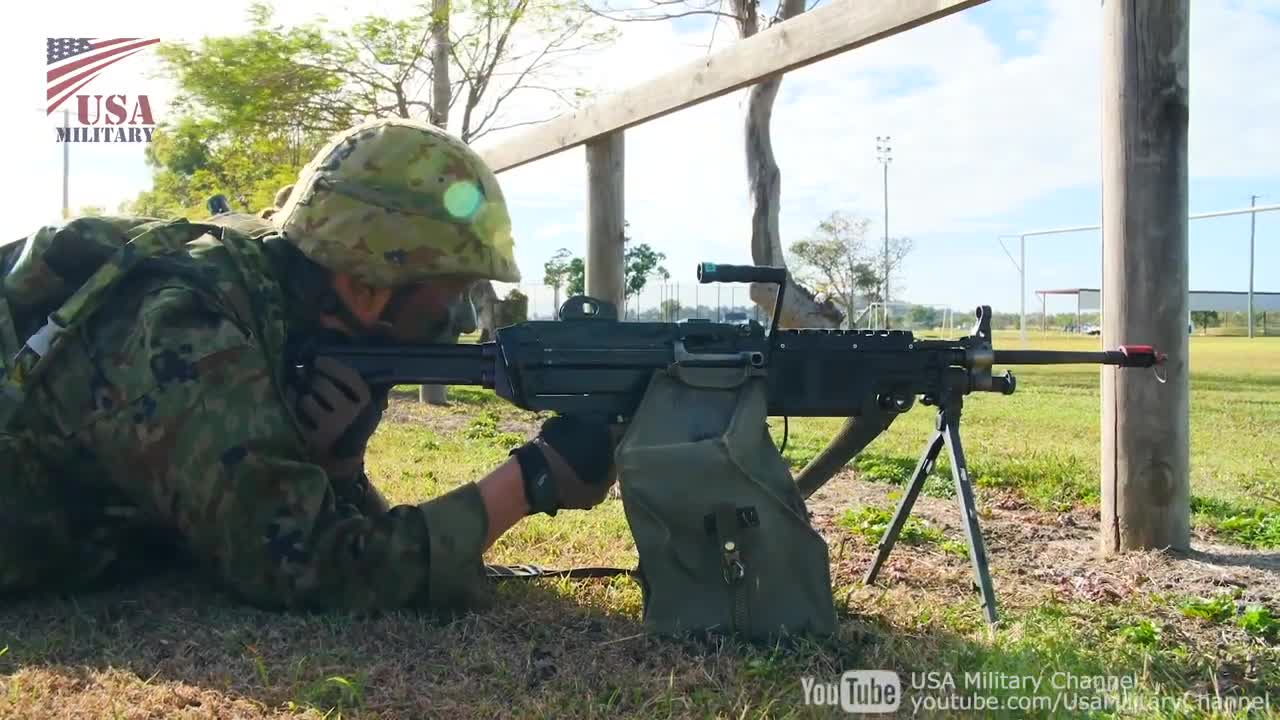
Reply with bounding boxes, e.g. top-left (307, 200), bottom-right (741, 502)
top-left (696, 263), bottom-right (786, 286)
top-left (696, 263), bottom-right (788, 340)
